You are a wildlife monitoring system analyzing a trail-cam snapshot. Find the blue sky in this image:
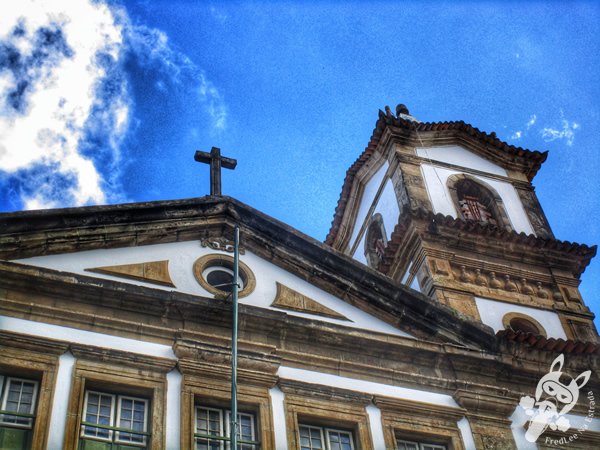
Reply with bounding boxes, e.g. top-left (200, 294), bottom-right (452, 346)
top-left (1, 1), bottom-right (599, 326)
